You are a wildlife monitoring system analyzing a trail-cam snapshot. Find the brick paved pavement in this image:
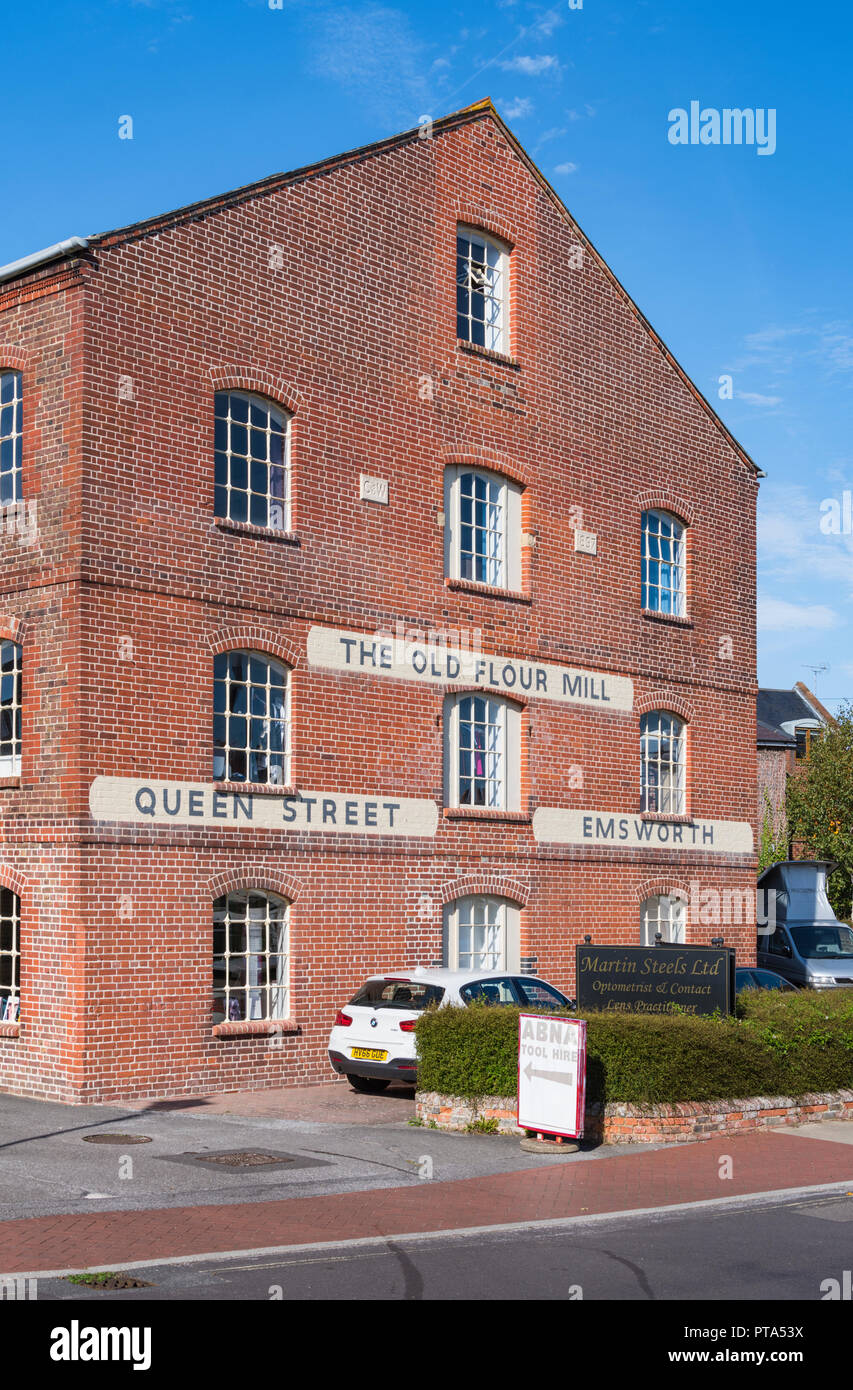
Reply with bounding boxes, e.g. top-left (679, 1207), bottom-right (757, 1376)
top-left (0, 1129), bottom-right (851, 1275)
